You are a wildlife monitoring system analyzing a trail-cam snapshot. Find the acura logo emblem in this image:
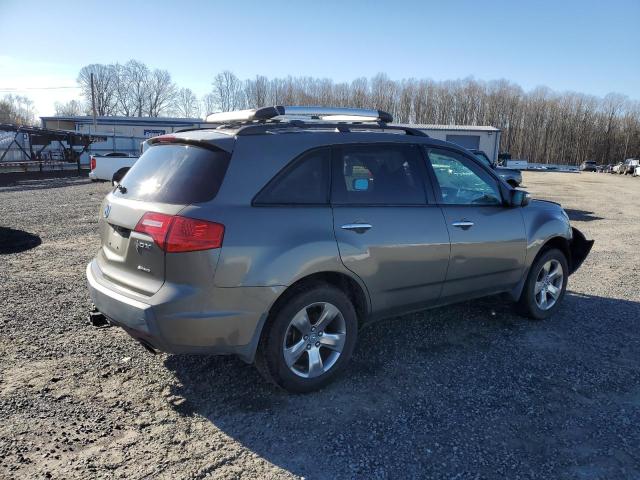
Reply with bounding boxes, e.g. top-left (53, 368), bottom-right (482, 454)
top-left (103, 204), bottom-right (111, 218)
